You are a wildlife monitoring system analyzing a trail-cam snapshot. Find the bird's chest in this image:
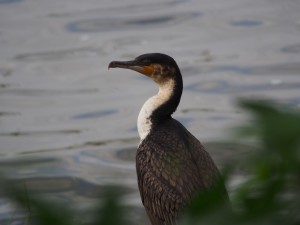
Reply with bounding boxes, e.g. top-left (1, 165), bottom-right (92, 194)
top-left (136, 138), bottom-right (187, 186)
